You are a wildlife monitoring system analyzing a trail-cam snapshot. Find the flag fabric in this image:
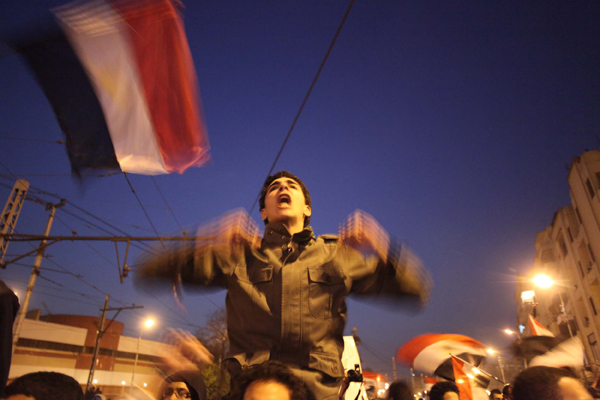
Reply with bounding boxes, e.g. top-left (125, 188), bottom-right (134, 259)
top-left (528, 315), bottom-right (555, 337)
top-left (528, 337), bottom-right (584, 369)
top-left (423, 376), bottom-right (439, 392)
top-left (396, 333), bottom-right (488, 379)
top-left (451, 356), bottom-right (490, 400)
top-left (13, 0), bottom-right (209, 175)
